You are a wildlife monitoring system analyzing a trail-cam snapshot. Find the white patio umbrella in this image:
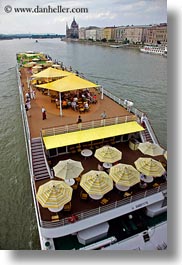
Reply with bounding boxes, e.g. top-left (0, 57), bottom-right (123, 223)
top-left (109, 163), bottom-right (140, 187)
top-left (138, 142), bottom-right (164, 156)
top-left (134, 157), bottom-right (165, 177)
top-left (36, 180), bottom-right (73, 212)
top-left (80, 170), bottom-right (113, 199)
top-left (94, 146), bottom-right (122, 163)
top-left (164, 151), bottom-right (167, 160)
top-left (53, 159), bottom-right (84, 185)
